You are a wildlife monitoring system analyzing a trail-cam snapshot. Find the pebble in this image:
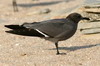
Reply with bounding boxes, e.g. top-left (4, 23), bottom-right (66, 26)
top-left (15, 43), bottom-right (20, 46)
